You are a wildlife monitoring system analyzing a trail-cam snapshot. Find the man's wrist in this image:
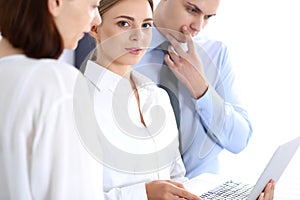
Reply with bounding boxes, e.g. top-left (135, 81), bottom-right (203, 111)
top-left (193, 84), bottom-right (209, 99)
